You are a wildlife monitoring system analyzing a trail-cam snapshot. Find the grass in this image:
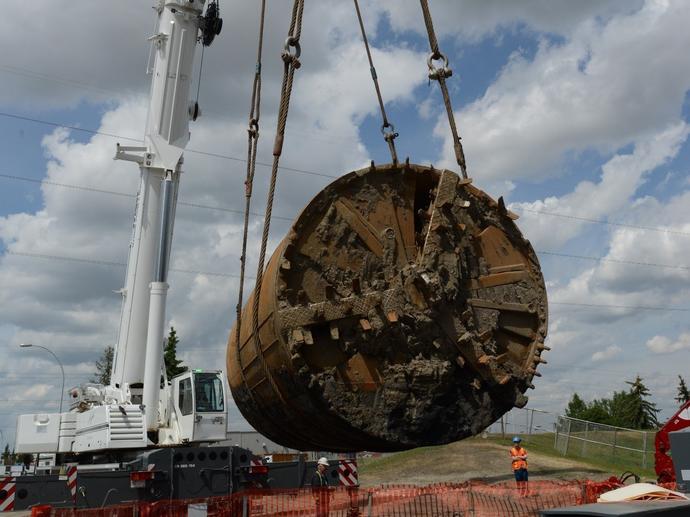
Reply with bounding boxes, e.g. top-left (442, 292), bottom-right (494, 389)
top-left (357, 444), bottom-right (445, 475)
top-left (358, 434), bottom-right (658, 483)
top-left (486, 433), bottom-right (657, 480)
